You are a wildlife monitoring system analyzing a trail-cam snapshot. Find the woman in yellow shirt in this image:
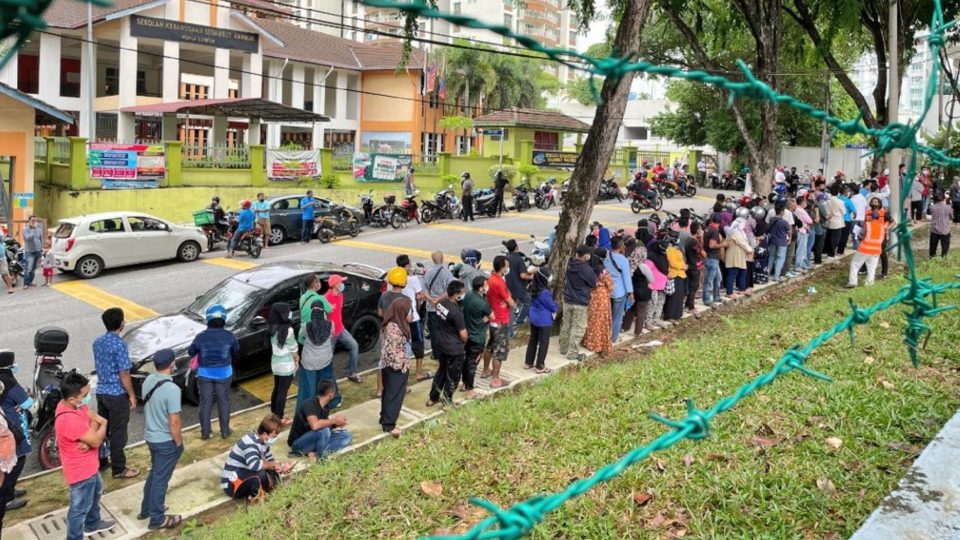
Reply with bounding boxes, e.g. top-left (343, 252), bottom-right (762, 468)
top-left (663, 231), bottom-right (688, 320)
